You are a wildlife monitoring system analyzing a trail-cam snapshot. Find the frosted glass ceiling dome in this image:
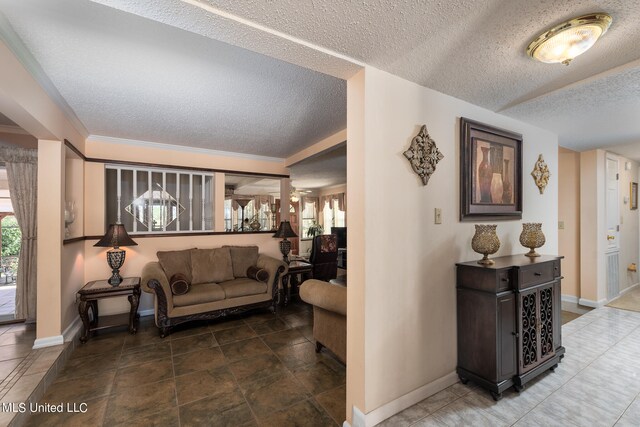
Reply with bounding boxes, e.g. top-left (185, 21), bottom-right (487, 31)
top-left (527, 13), bottom-right (612, 65)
